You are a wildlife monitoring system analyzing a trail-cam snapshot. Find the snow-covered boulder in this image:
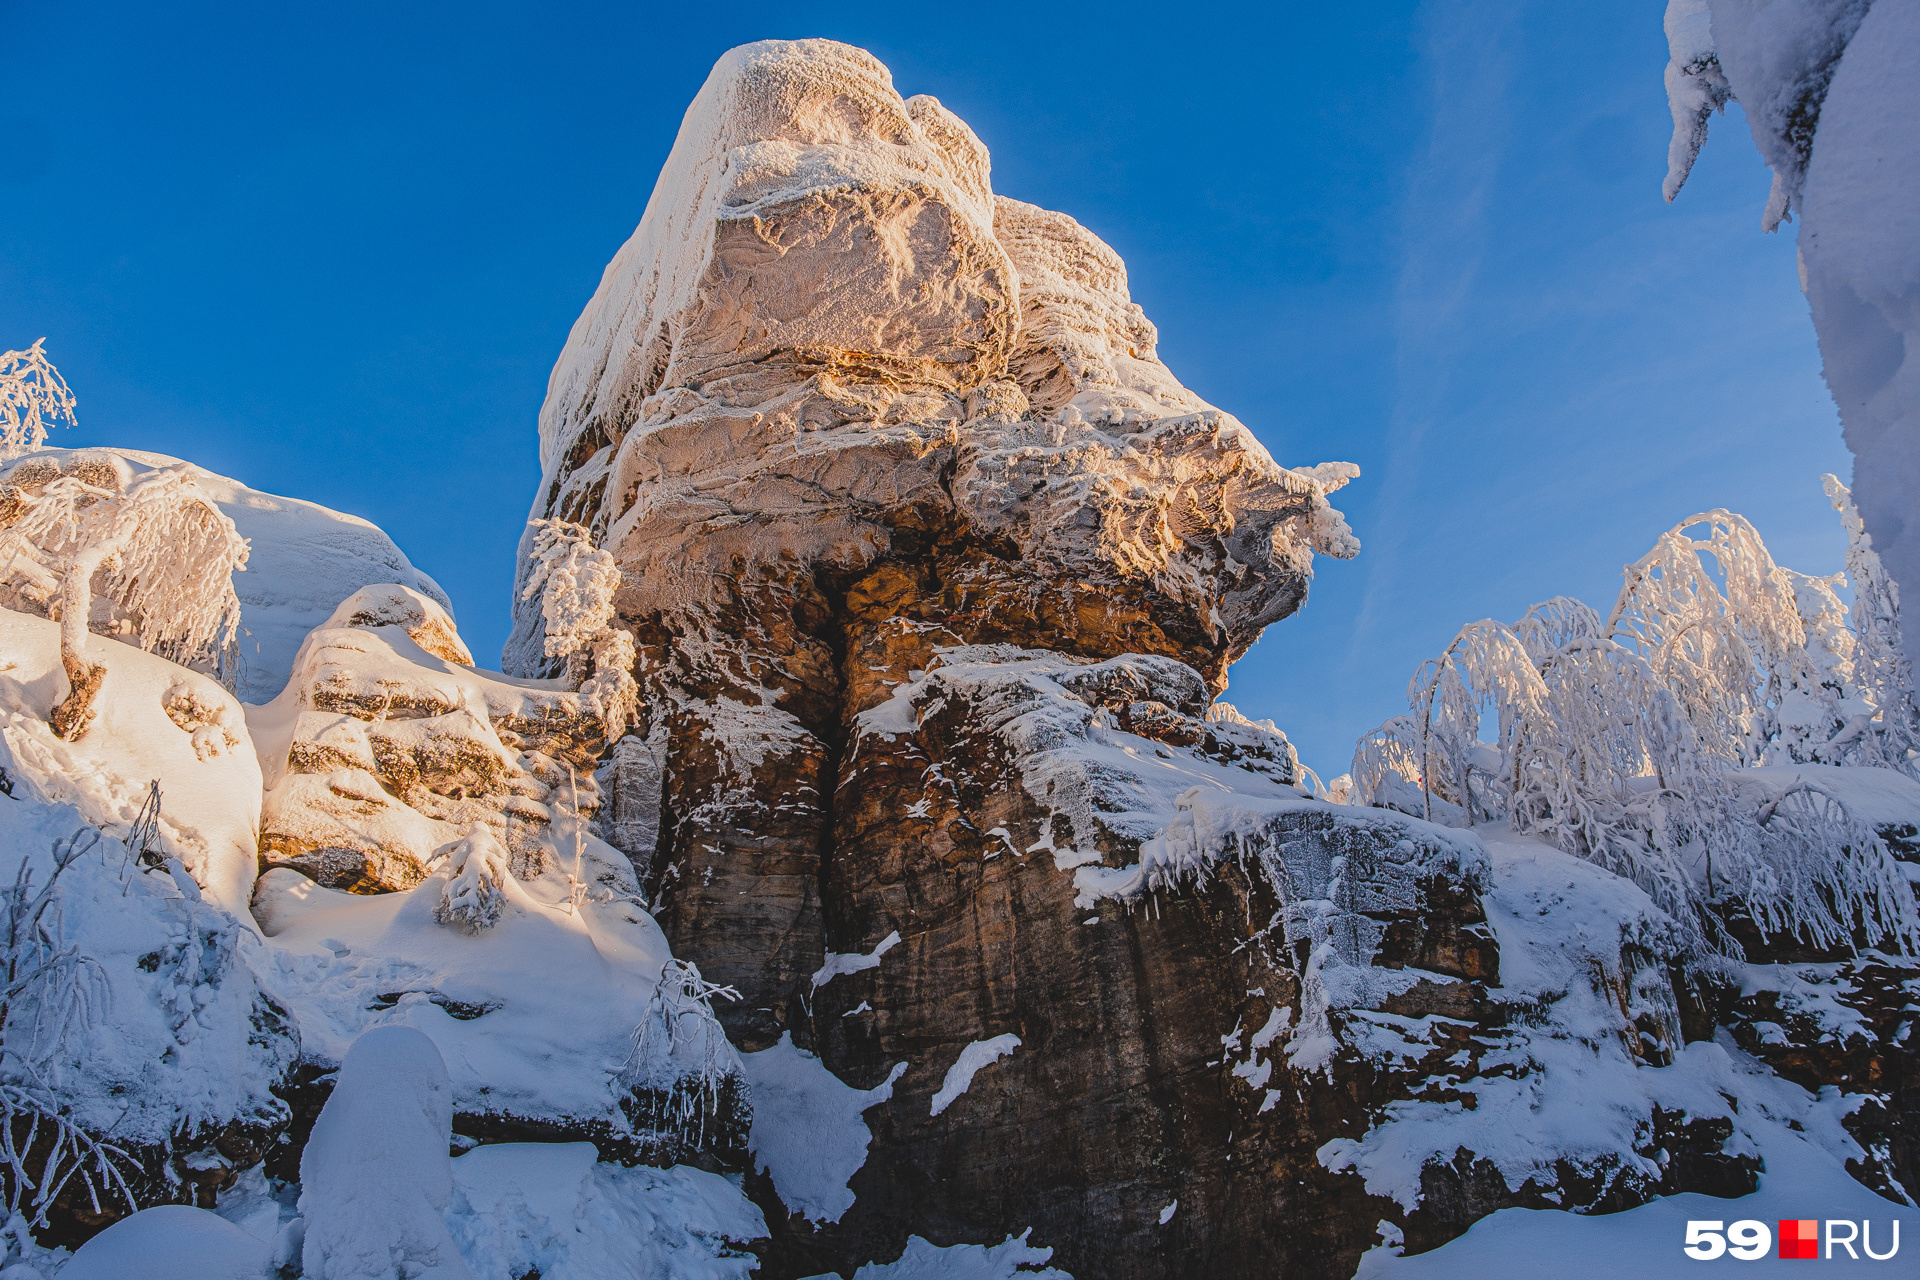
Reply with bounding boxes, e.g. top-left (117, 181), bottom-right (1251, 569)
top-left (298, 1026), bottom-right (475, 1280)
top-left (61, 1205), bottom-right (274, 1280)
